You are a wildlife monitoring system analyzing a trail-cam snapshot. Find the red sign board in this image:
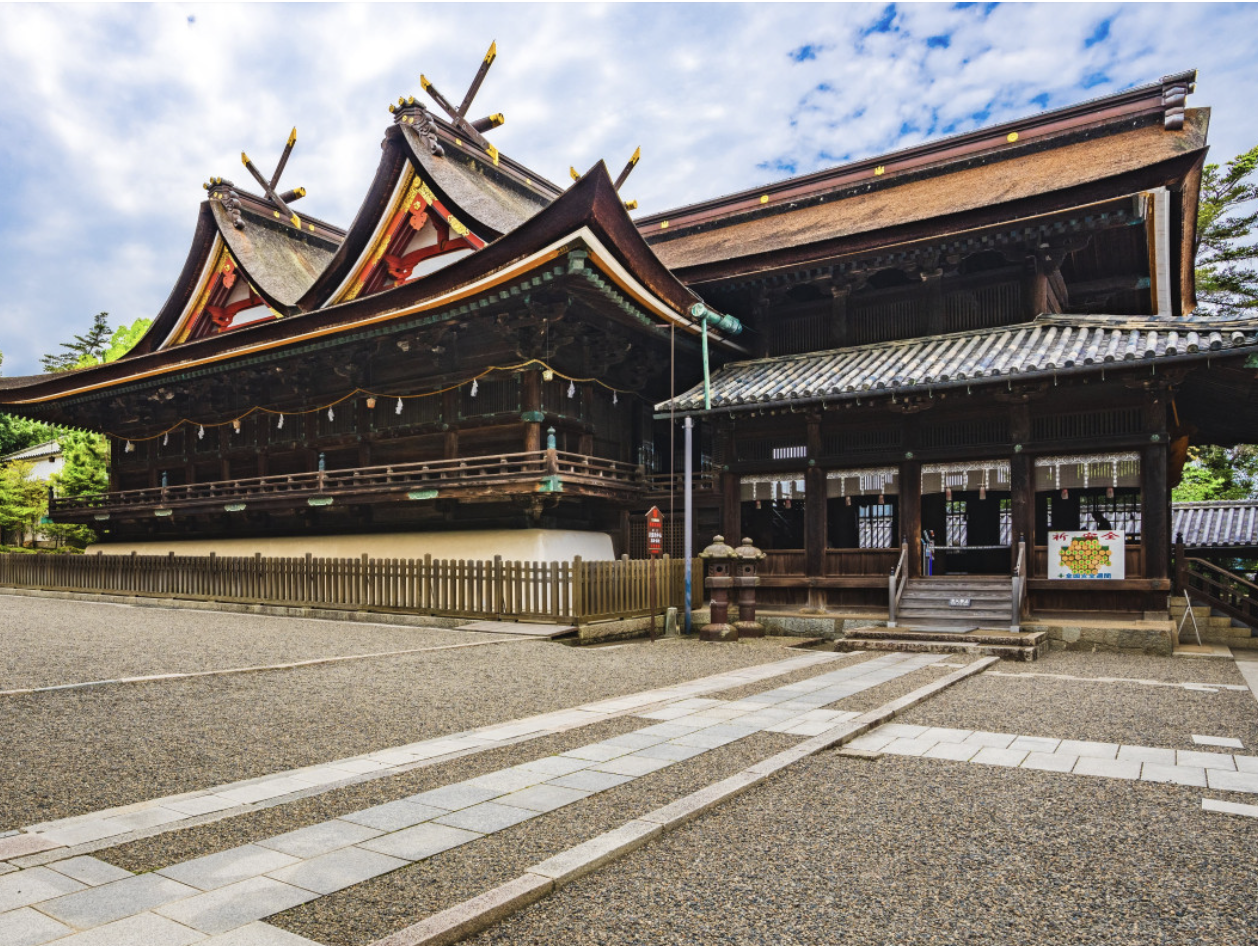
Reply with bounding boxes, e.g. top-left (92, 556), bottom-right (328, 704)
top-left (646, 506), bottom-right (664, 556)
